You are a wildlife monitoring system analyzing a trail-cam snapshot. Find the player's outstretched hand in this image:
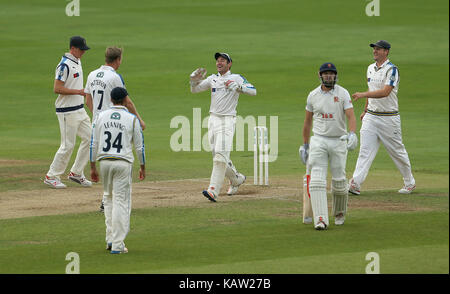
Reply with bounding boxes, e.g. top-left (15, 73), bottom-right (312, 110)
top-left (190, 68), bottom-right (207, 81)
top-left (351, 92), bottom-right (365, 102)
